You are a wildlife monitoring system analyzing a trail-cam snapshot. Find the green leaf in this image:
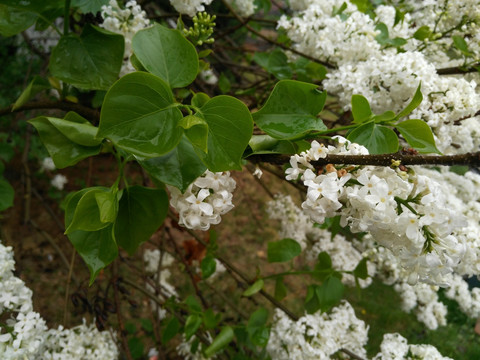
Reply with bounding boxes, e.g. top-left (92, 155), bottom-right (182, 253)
top-left (0, 177), bottom-right (14, 211)
top-left (452, 35), bottom-right (472, 57)
top-left (162, 317), bottom-right (180, 343)
top-left (0, 5), bottom-right (37, 37)
top-left (139, 136), bottom-right (207, 193)
top-left (132, 23), bottom-right (198, 88)
top-left (316, 276), bottom-right (344, 312)
top-left (254, 49), bottom-right (293, 80)
top-left (184, 314), bottom-right (202, 340)
top-left (95, 189), bottom-right (119, 223)
top-left (248, 135), bottom-right (297, 155)
top-left (305, 62), bottom-right (327, 81)
top-left (247, 308), bottom-right (270, 347)
top-left (196, 96), bottom-right (253, 171)
top-left (375, 23), bottom-right (407, 47)
top-left (0, 0), bottom-right (63, 13)
top-left (71, 0), bottom-right (109, 13)
top-left (351, 95), bottom-right (373, 124)
top-left (252, 80), bottom-right (327, 139)
top-left (98, 72), bottom-right (183, 158)
top-left (353, 258), bottom-right (368, 280)
top-left (267, 238), bottom-right (301, 263)
top-left (191, 92), bottom-right (210, 108)
top-left (347, 122), bottom-right (399, 154)
top-left (274, 276), bottom-right (287, 301)
top-left (304, 284), bottom-right (321, 314)
top-left (316, 251), bottom-right (332, 270)
top-left (373, 110), bottom-right (396, 123)
top-left (202, 309), bottom-right (219, 330)
top-left (395, 119), bottom-right (441, 154)
top-left (396, 83), bottom-right (423, 119)
top-left (179, 115), bottom-right (209, 153)
top-left (201, 255), bottom-right (217, 279)
top-left (218, 73), bottom-right (231, 94)
top-left (51, 112), bottom-right (103, 146)
top-left (127, 337), bottom-right (144, 359)
top-left (49, 24), bottom-right (124, 90)
top-left (413, 26), bottom-right (431, 41)
top-left (65, 187), bottom-right (112, 234)
top-left (65, 189), bottom-right (118, 284)
top-left (12, 76), bottom-right (50, 111)
top-left (243, 279), bottom-right (264, 297)
top-left (204, 326), bottom-right (234, 357)
top-left (114, 186), bottom-right (169, 255)
top-left (29, 116), bottom-right (101, 169)
top-left (185, 295), bottom-right (203, 313)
